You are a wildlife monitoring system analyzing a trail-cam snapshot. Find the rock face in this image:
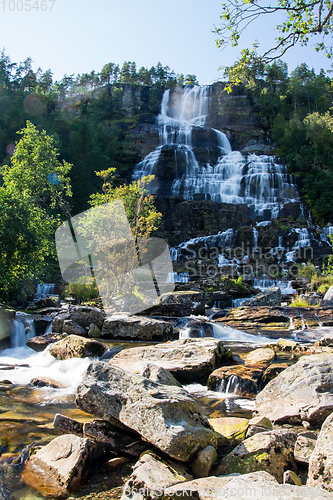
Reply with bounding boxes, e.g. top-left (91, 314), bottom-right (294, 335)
top-left (207, 365), bottom-right (264, 397)
top-left (121, 452), bottom-right (192, 500)
top-left (110, 338), bottom-right (230, 384)
top-left (119, 362), bottom-right (182, 387)
top-left (244, 347), bottom-right (276, 366)
top-left (146, 291), bottom-right (205, 317)
top-left (254, 354), bottom-right (333, 426)
top-left (23, 434), bottom-right (101, 497)
top-left (242, 287), bottom-right (282, 307)
top-left (101, 314), bottom-right (174, 341)
top-left (76, 361), bottom-right (217, 462)
top-left (308, 412), bottom-right (333, 491)
top-left (216, 430), bottom-right (298, 482)
top-left (294, 431), bottom-right (317, 464)
top-left (49, 335), bottom-right (107, 360)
